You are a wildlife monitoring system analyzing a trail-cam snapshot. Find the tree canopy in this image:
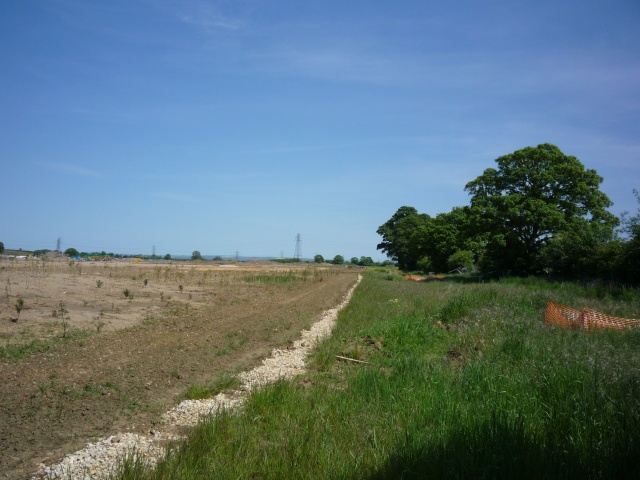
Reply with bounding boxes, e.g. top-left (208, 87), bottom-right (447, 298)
top-left (191, 250), bottom-right (202, 260)
top-left (376, 206), bottom-right (430, 270)
top-left (465, 144), bottom-right (617, 276)
top-left (377, 144), bottom-right (629, 281)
